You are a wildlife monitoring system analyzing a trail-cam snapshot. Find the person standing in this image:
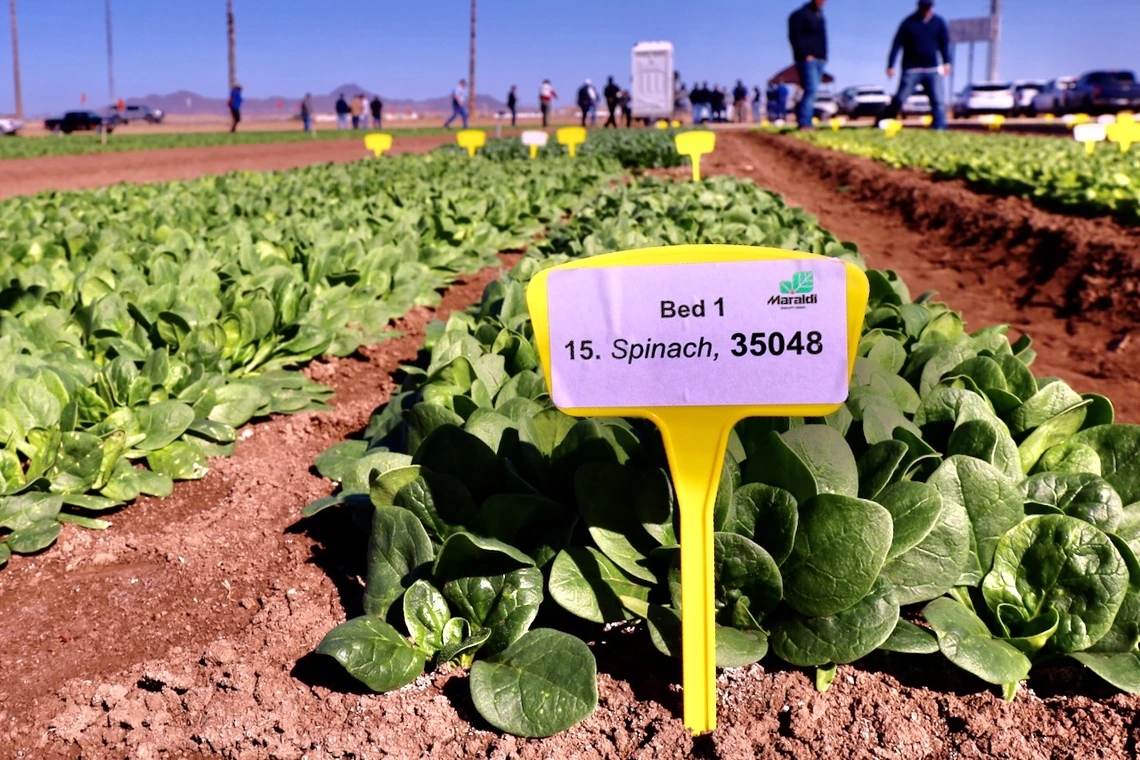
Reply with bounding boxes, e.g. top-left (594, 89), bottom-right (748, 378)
top-left (733, 80), bottom-right (748, 123)
top-left (350, 94), bottom-right (364, 129)
top-left (335, 93), bottom-right (350, 129)
top-left (752, 86), bottom-right (763, 122)
top-left (577, 80), bottom-right (593, 127)
top-left (539, 79), bottom-right (558, 127)
top-left (507, 86), bottom-right (518, 126)
top-left (444, 79), bottom-right (469, 129)
top-left (603, 76), bottom-right (620, 128)
top-left (776, 82), bottom-right (791, 120)
top-left (788, 0), bottom-right (827, 130)
top-left (878, 0), bottom-right (952, 130)
top-left (370, 95), bottom-right (383, 128)
top-left (228, 83), bottom-right (243, 133)
top-left (301, 93), bottom-right (313, 133)
top-left (587, 80), bottom-right (599, 126)
top-left (617, 88), bottom-right (632, 128)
